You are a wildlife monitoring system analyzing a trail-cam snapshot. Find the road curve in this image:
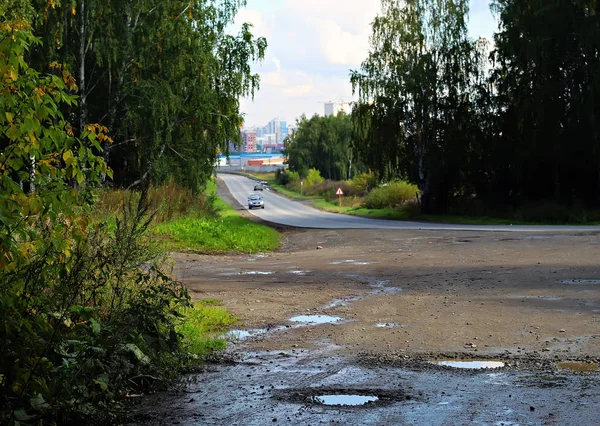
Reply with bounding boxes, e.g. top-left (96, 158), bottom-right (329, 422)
top-left (218, 173), bottom-right (600, 232)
